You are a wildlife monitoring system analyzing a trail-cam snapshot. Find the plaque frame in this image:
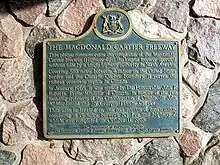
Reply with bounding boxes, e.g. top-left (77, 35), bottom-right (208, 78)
top-left (43, 8), bottom-right (182, 139)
